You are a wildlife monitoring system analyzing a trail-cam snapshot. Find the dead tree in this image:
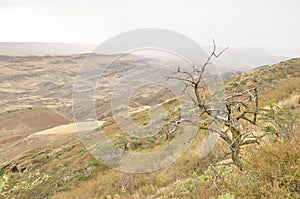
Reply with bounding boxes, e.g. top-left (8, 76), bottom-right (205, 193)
top-left (167, 41), bottom-right (272, 170)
